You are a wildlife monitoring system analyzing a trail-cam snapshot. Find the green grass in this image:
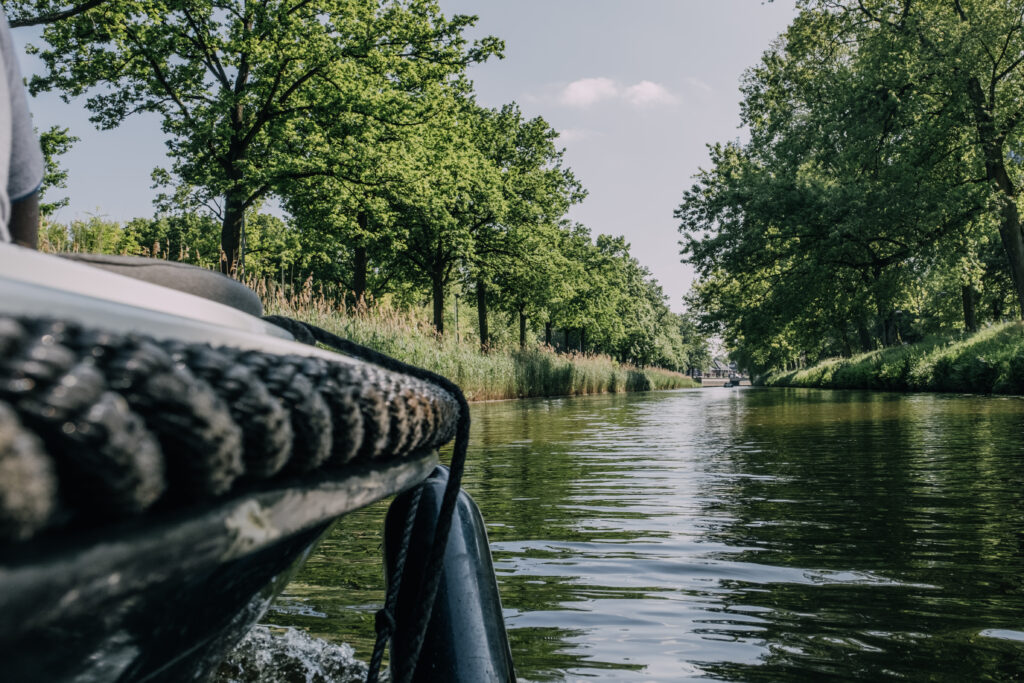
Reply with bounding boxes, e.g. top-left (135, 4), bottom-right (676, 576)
top-left (764, 322), bottom-right (1024, 395)
top-left (259, 281), bottom-right (696, 402)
